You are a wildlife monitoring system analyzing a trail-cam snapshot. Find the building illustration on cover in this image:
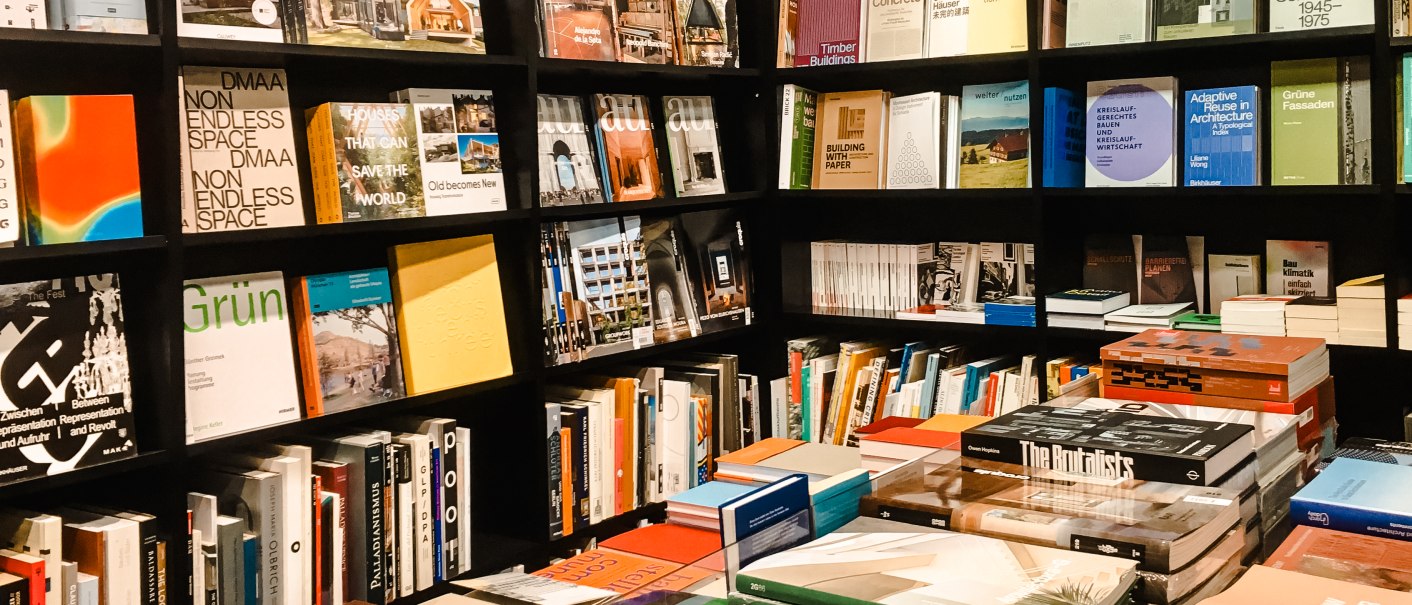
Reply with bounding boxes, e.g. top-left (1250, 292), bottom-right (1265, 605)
top-left (679, 209), bottom-right (750, 333)
top-left (541, 0), bottom-right (617, 60)
top-left (302, 269), bottom-right (406, 415)
top-left (642, 216), bottom-right (701, 343)
top-left (674, 0), bottom-right (734, 66)
top-left (959, 81), bottom-right (1030, 188)
top-left (565, 218), bottom-right (651, 358)
top-left (618, 0), bottom-right (675, 63)
top-left (538, 95), bottom-right (605, 206)
top-left (303, 0), bottom-right (486, 52)
top-left (663, 96), bottom-right (726, 196)
top-left (332, 103), bottom-right (424, 221)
